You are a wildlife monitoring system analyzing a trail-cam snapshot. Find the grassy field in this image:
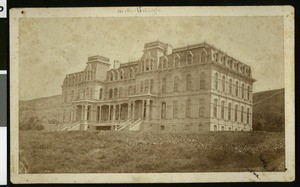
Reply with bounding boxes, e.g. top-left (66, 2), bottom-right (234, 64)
top-left (19, 131), bottom-right (285, 173)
